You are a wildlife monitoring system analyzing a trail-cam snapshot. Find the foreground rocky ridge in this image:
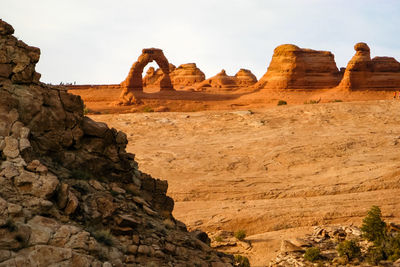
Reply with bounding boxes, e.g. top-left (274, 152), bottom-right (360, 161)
top-left (0, 19), bottom-right (234, 266)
